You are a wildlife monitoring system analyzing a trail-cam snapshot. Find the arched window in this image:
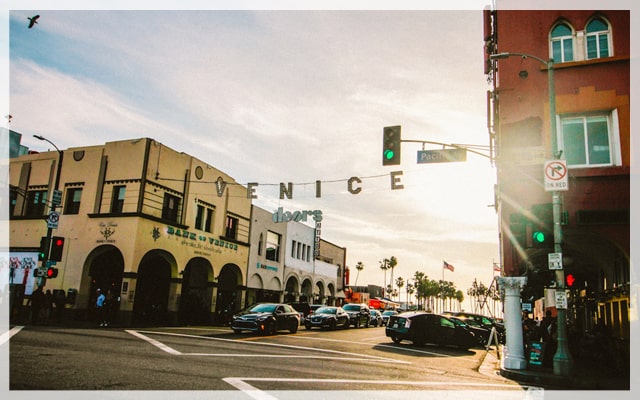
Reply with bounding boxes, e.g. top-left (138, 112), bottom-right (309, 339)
top-left (586, 17), bottom-right (611, 59)
top-left (550, 22), bottom-right (574, 62)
